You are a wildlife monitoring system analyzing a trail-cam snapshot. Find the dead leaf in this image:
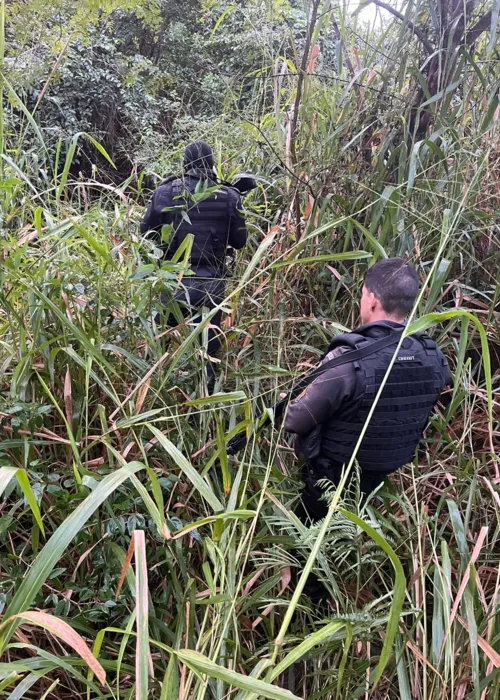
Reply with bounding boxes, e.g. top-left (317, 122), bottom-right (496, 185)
top-left (13, 610), bottom-right (106, 685)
